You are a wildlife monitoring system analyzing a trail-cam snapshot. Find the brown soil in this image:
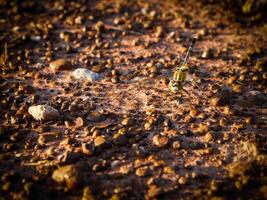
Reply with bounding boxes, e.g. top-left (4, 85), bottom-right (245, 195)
top-left (0, 0), bottom-right (266, 199)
